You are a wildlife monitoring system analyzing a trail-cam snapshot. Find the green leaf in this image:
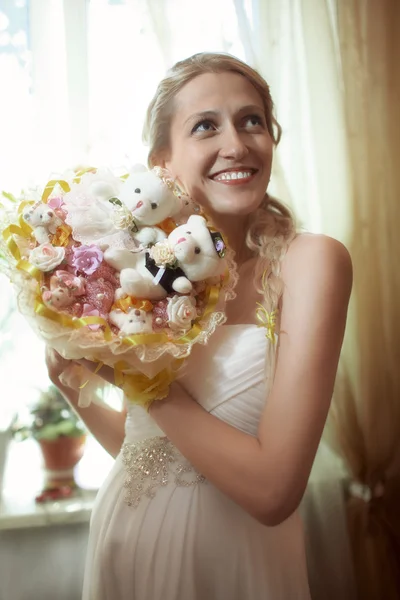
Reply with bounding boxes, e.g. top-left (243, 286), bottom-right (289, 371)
top-left (1, 191), bottom-right (18, 204)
